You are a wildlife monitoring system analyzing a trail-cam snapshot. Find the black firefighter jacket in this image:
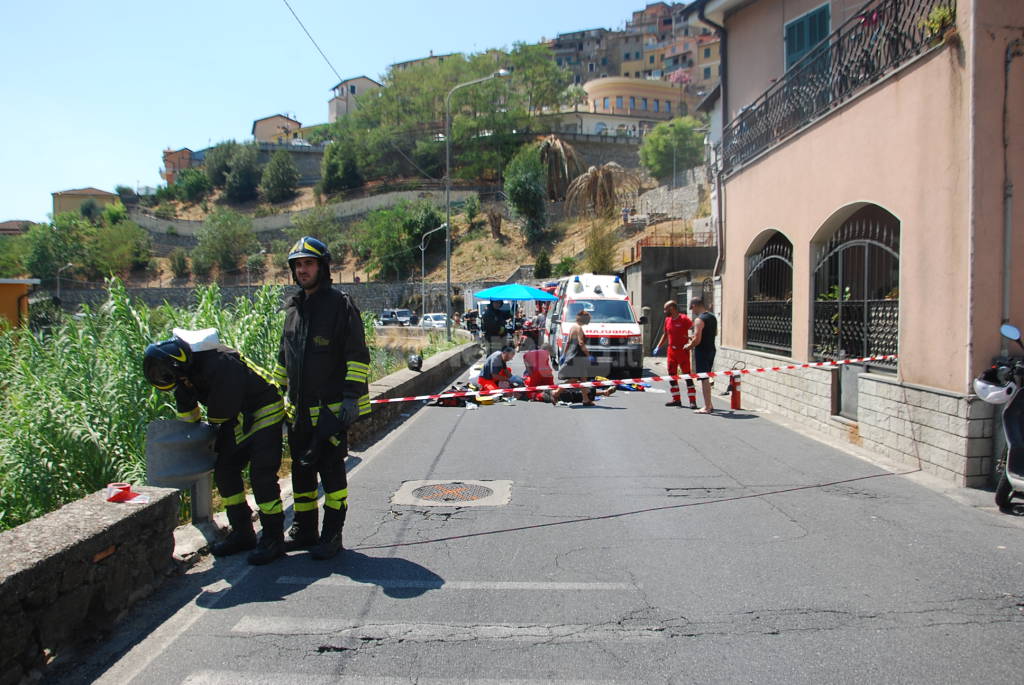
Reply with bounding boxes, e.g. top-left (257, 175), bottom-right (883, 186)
top-left (275, 285), bottom-right (371, 433)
